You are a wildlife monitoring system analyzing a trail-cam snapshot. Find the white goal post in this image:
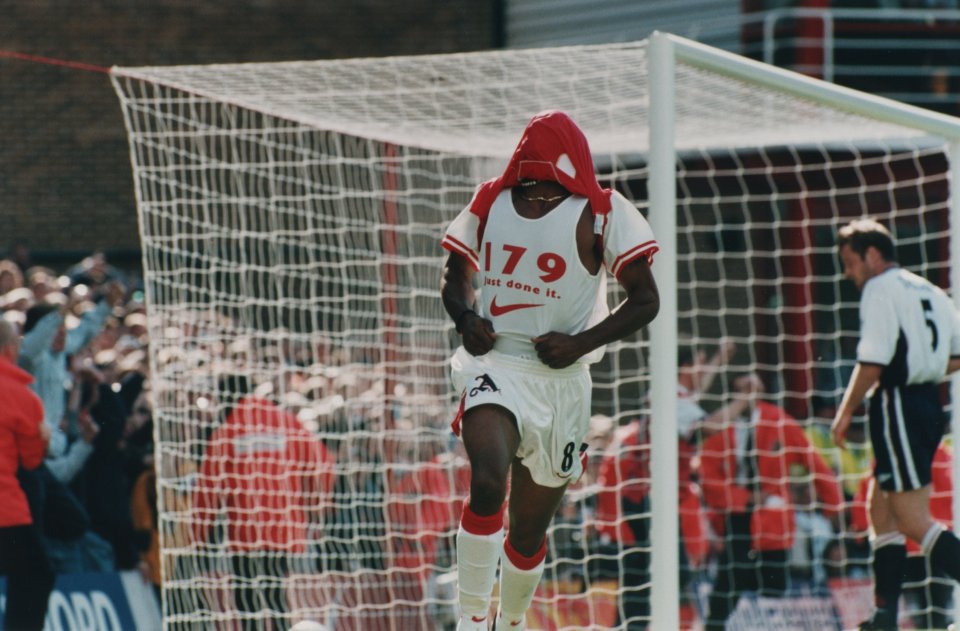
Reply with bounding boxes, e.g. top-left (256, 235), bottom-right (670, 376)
top-left (110, 32), bottom-right (960, 631)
